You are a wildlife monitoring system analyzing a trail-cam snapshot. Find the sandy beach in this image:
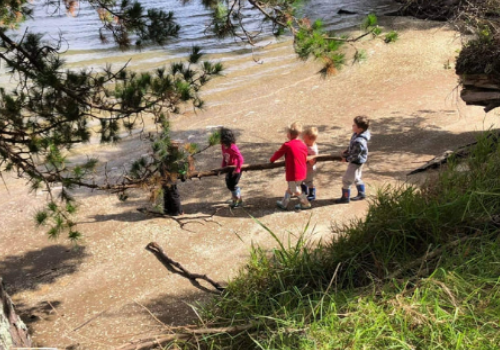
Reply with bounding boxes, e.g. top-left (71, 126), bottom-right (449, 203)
top-left (0, 17), bottom-right (496, 349)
